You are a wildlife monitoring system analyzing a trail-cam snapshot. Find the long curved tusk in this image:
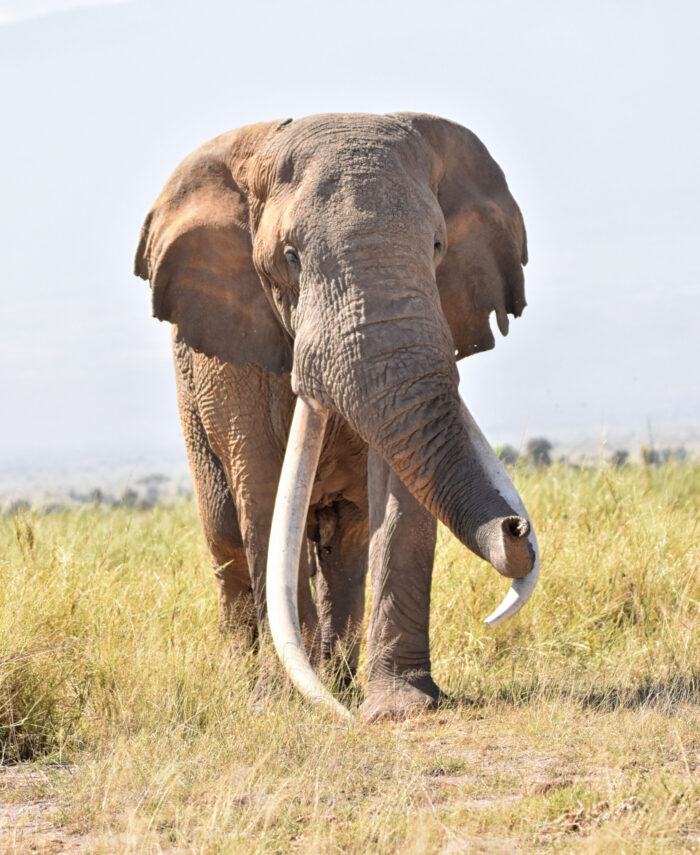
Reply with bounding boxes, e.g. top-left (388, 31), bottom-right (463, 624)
top-left (266, 396), bottom-right (351, 719)
top-left (459, 399), bottom-right (540, 626)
